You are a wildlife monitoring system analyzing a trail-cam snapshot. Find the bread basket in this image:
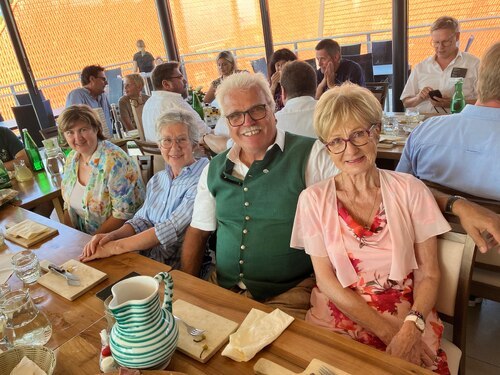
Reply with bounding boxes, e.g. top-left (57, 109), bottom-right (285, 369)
top-left (0, 345), bottom-right (56, 374)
